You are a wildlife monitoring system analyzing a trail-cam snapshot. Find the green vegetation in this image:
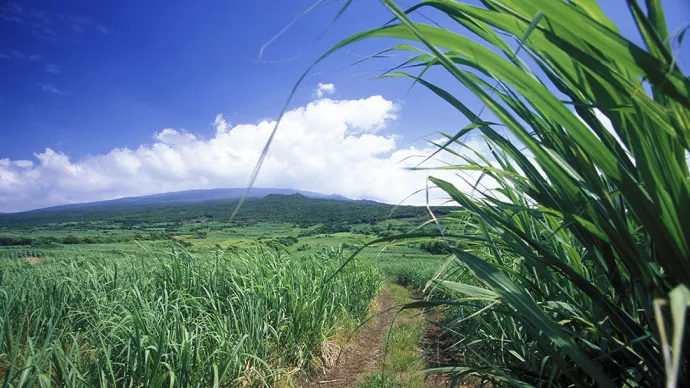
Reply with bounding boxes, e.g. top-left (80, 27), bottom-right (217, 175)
top-left (5, 0), bottom-right (688, 387)
top-left (325, 0), bottom-right (690, 386)
top-left (0, 246), bottom-right (382, 386)
top-left (358, 374), bottom-right (400, 388)
top-left (0, 194), bottom-right (443, 229)
top-left (368, 283), bottom-right (426, 388)
top-left (0, 194), bottom-right (445, 387)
